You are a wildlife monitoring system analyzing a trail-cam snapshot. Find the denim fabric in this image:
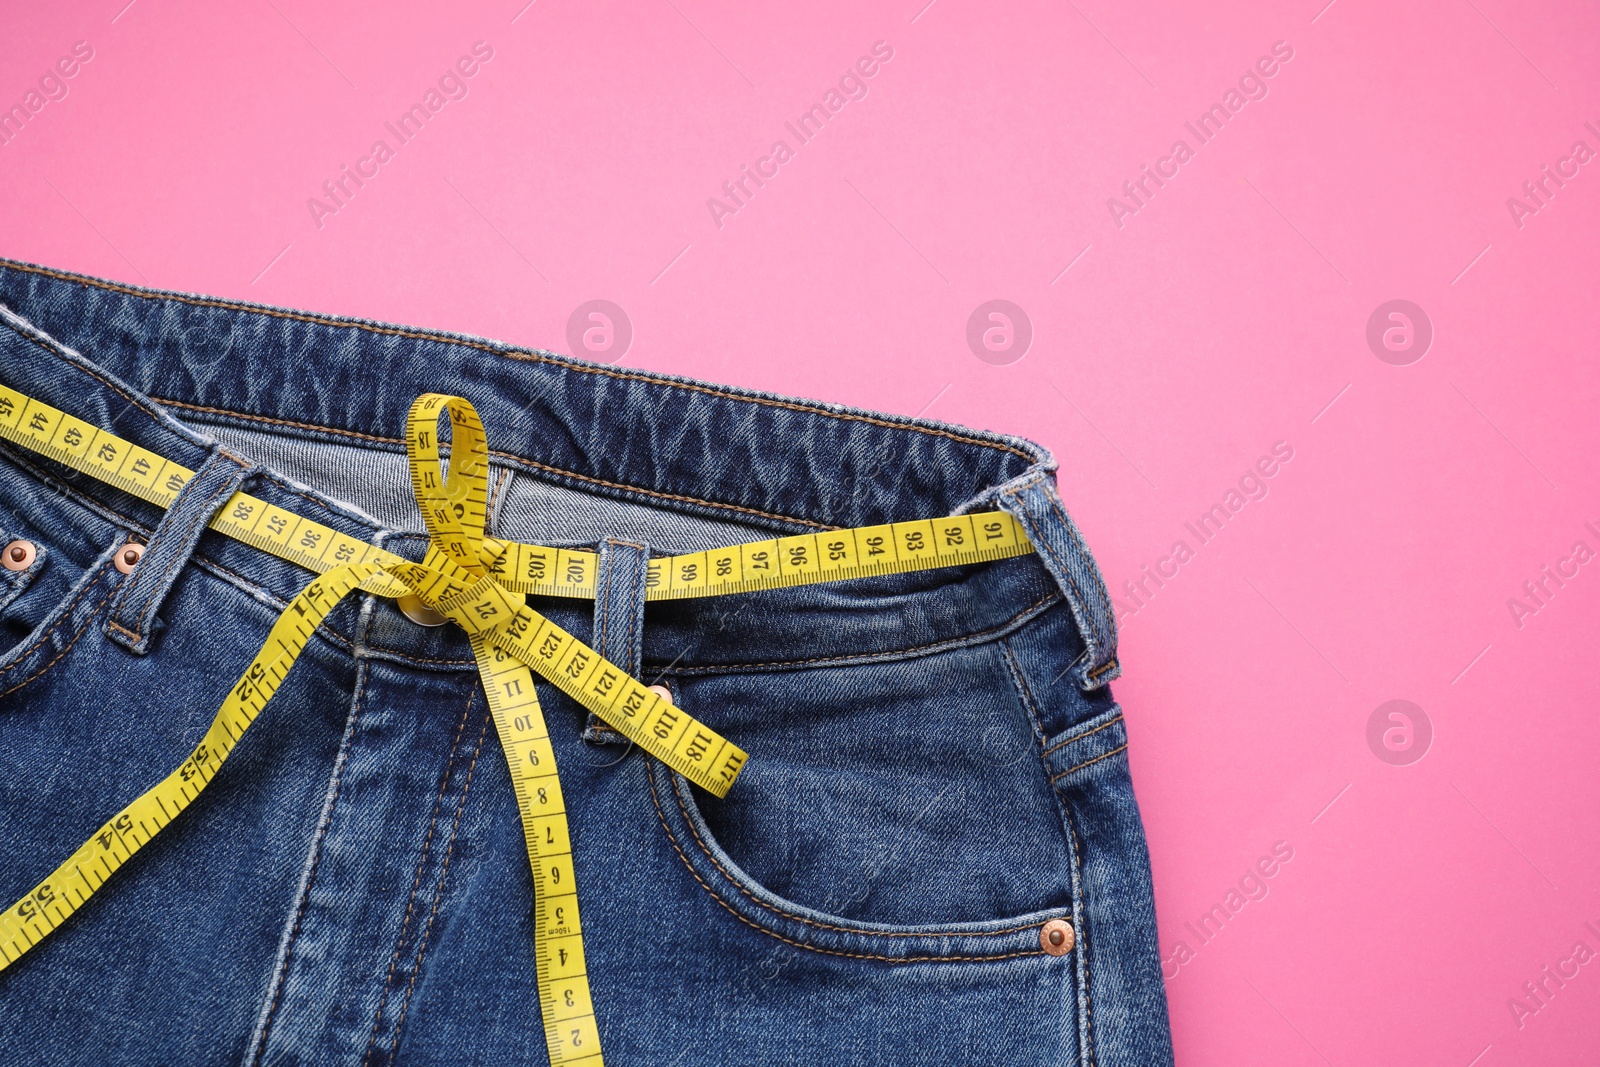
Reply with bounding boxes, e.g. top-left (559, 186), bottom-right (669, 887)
top-left (0, 258), bottom-right (1173, 1067)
